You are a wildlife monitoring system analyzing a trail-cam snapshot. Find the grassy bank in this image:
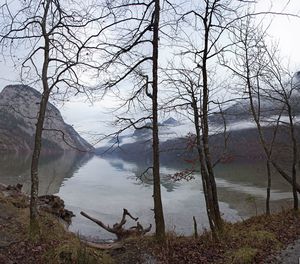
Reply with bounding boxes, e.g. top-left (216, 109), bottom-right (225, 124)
top-left (0, 184), bottom-right (299, 263)
top-left (0, 185), bottom-right (113, 264)
top-left (112, 209), bottom-right (300, 263)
